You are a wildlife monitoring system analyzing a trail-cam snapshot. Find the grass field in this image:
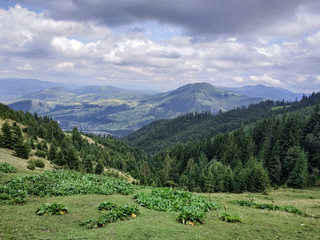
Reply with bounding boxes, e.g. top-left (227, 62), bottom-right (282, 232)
top-left (1, 150), bottom-right (320, 240)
